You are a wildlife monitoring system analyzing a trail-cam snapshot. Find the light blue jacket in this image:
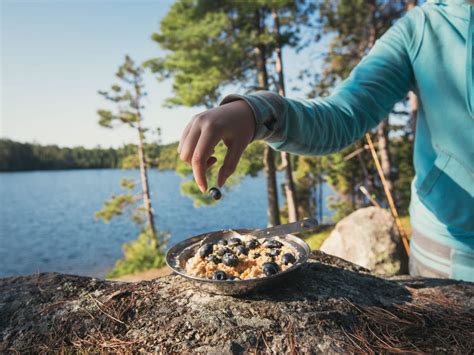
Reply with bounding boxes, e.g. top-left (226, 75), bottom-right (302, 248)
top-left (222, 0), bottom-right (474, 280)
